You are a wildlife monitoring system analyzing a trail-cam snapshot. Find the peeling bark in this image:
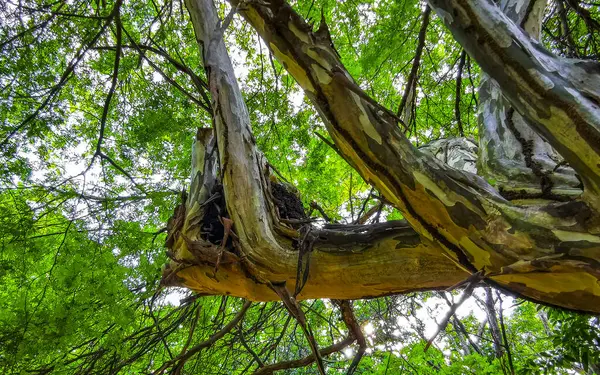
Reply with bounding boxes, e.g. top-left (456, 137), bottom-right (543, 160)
top-left (163, 0), bottom-right (468, 302)
top-left (161, 0), bottom-right (600, 313)
top-left (477, 0), bottom-right (582, 201)
top-left (427, 0), bottom-right (600, 203)
top-left (222, 0), bottom-right (600, 312)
